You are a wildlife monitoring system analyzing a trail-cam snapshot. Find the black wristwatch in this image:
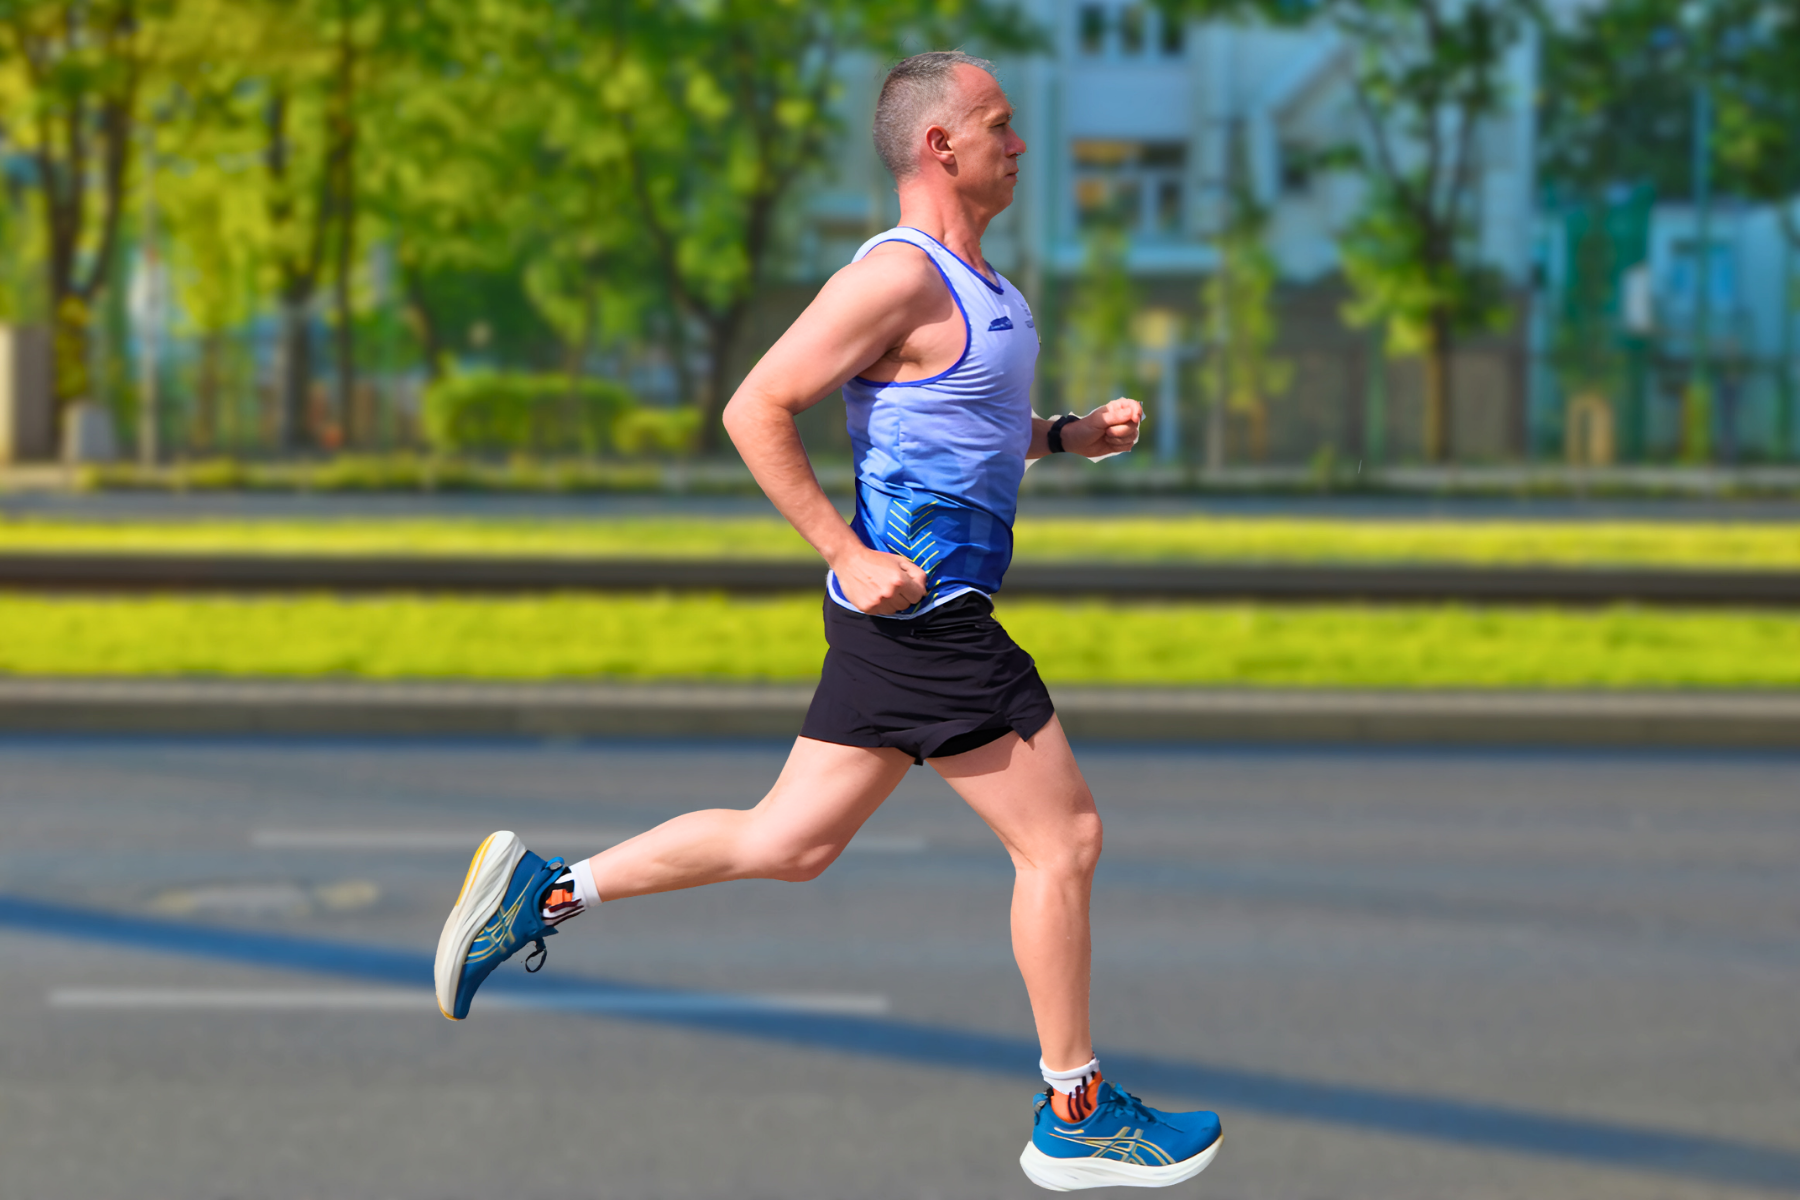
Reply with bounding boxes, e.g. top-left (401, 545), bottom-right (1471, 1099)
top-left (1047, 412), bottom-right (1079, 454)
